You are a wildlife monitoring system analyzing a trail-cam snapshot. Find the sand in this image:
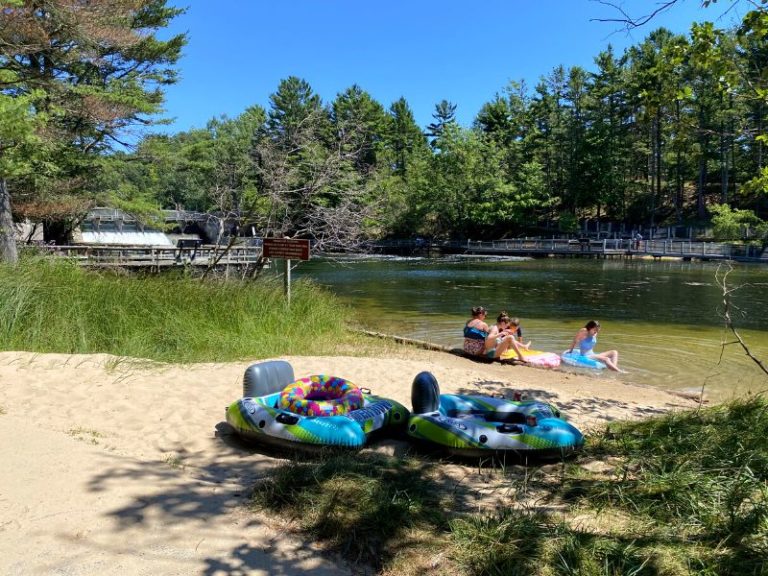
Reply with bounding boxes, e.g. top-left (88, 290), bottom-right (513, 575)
top-left (0, 349), bottom-right (699, 575)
